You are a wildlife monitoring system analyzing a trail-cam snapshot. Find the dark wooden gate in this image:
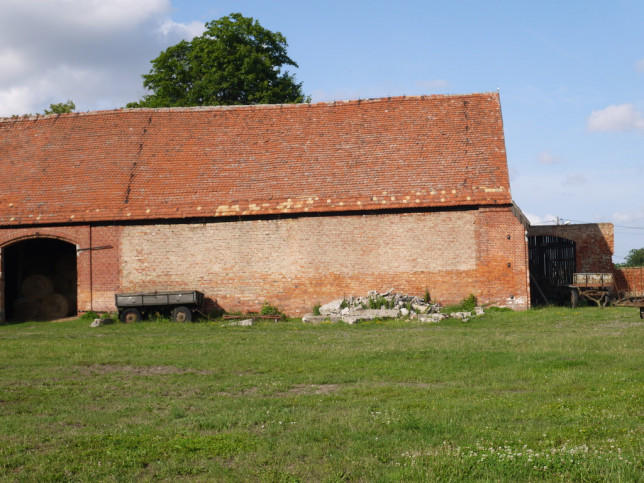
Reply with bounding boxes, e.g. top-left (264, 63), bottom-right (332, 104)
top-left (529, 236), bottom-right (576, 306)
